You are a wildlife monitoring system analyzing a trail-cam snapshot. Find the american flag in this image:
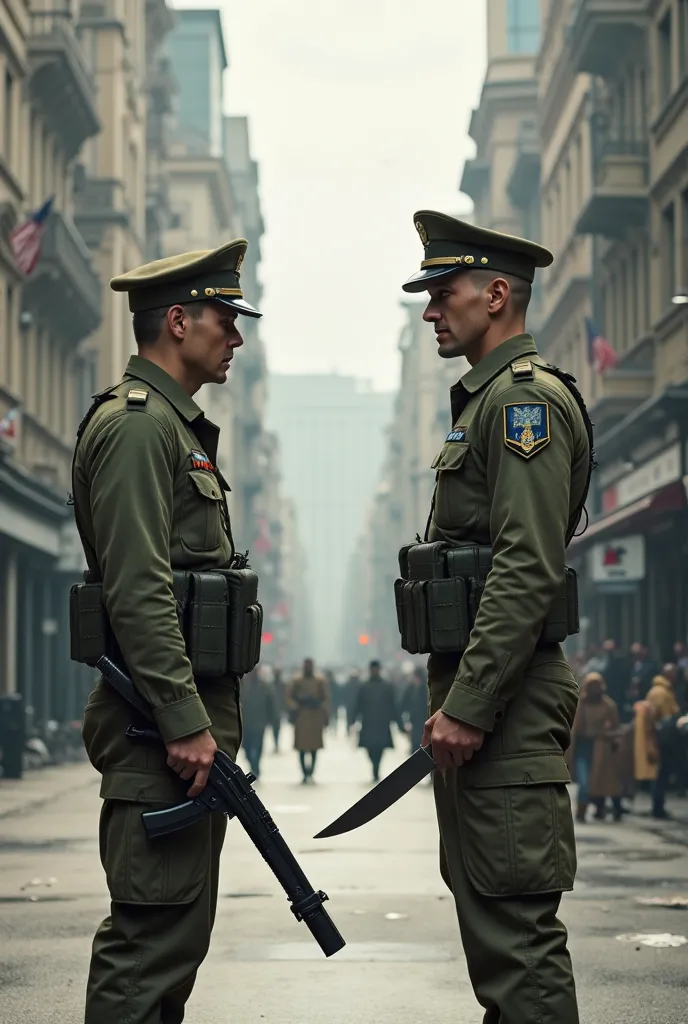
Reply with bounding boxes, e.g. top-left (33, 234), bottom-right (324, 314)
top-left (0, 407), bottom-right (19, 441)
top-left (585, 317), bottom-right (618, 373)
top-left (9, 196), bottom-right (54, 275)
